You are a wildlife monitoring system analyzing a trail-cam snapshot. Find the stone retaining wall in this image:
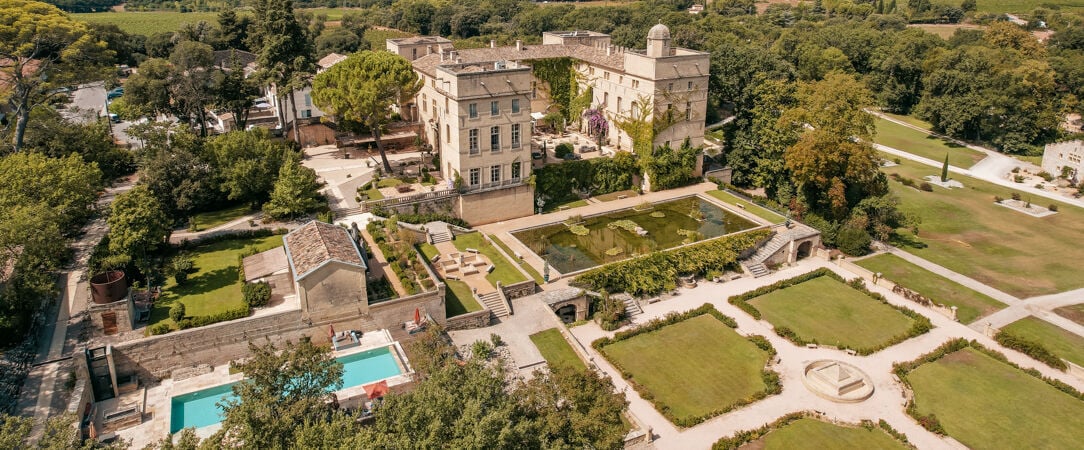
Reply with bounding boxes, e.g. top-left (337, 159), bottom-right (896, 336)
top-left (501, 280), bottom-right (536, 300)
top-left (445, 309), bottom-right (492, 330)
